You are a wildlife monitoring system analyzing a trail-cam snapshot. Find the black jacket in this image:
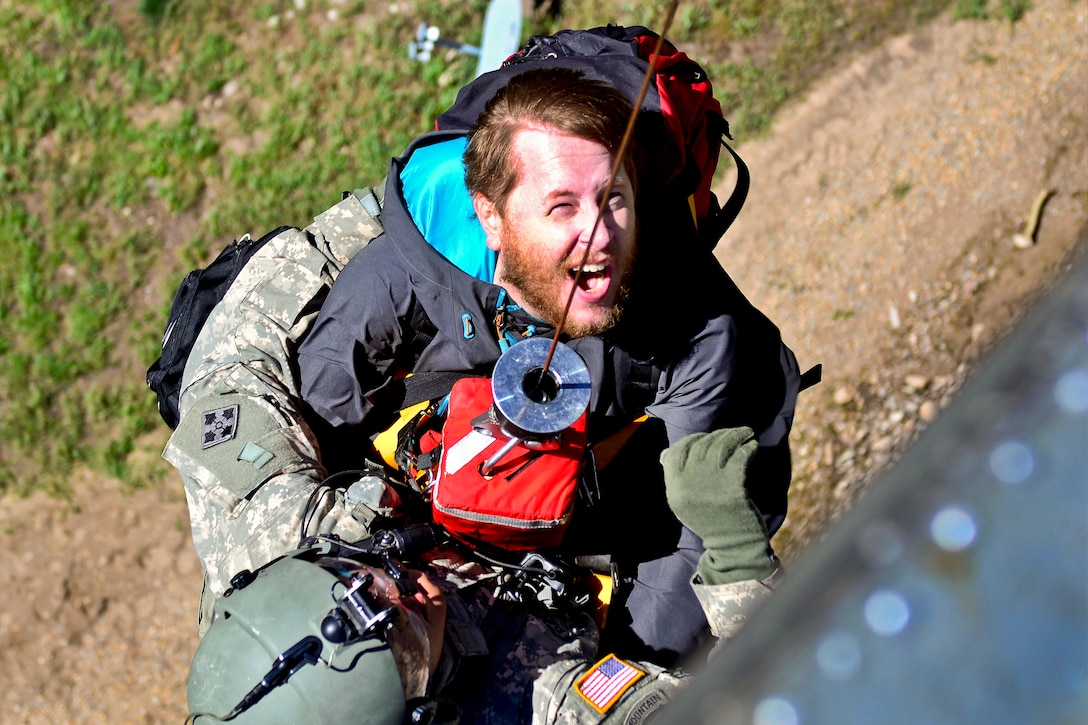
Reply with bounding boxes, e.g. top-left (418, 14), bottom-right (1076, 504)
top-left (297, 131), bottom-right (799, 522)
